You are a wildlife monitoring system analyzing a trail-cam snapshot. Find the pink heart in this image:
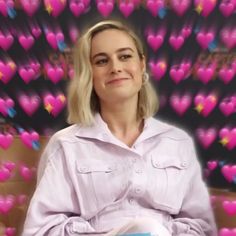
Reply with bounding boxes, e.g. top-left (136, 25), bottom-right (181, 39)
top-left (0, 133), bottom-right (13, 149)
top-left (146, 0), bottom-right (164, 17)
top-left (46, 65), bottom-right (64, 83)
top-left (196, 66), bottom-right (214, 84)
top-left (196, 32), bottom-right (214, 49)
top-left (5, 227), bottom-right (16, 236)
top-left (119, 2), bottom-right (134, 18)
top-left (0, 98), bottom-right (15, 117)
top-left (219, 1), bottom-right (235, 17)
top-left (0, 33), bottom-right (14, 51)
top-left (194, 94), bottom-right (217, 117)
top-left (221, 165), bottom-right (236, 183)
top-left (18, 94), bottom-right (41, 116)
top-left (19, 165), bottom-right (36, 181)
top-left (70, 0), bottom-right (85, 17)
top-left (207, 161), bottom-right (218, 171)
top-left (169, 94), bottom-right (192, 116)
top-left (18, 34), bottom-right (35, 51)
top-left (171, 0), bottom-right (191, 16)
top-left (0, 60), bottom-right (17, 84)
top-left (222, 201), bottom-right (236, 216)
top-left (220, 29), bottom-right (236, 49)
top-left (181, 26), bottom-right (192, 38)
top-left (195, 0), bottom-right (216, 17)
top-left (219, 228), bottom-right (236, 236)
top-left (17, 194), bottom-right (28, 205)
top-left (0, 166), bottom-right (11, 182)
top-left (0, 195), bottom-right (15, 214)
top-left (148, 60), bottom-right (167, 80)
top-left (169, 67), bottom-right (185, 84)
top-left (219, 100), bottom-right (235, 117)
top-left (0, 0), bottom-right (14, 17)
top-left (20, 131), bottom-right (39, 149)
top-left (43, 93), bottom-right (66, 117)
top-left (147, 34), bottom-right (164, 51)
top-left (44, 0), bottom-right (67, 17)
top-left (196, 128), bottom-right (217, 149)
top-left (46, 32), bottom-right (64, 49)
top-left (97, 1), bottom-right (114, 17)
top-left (31, 26), bottom-right (42, 38)
top-left (219, 127), bottom-right (236, 150)
top-left (18, 66), bottom-right (37, 83)
top-left (19, 0), bottom-right (40, 16)
top-left (218, 67), bottom-right (235, 84)
top-left (3, 161), bottom-right (15, 172)
top-left (169, 35), bottom-right (185, 50)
